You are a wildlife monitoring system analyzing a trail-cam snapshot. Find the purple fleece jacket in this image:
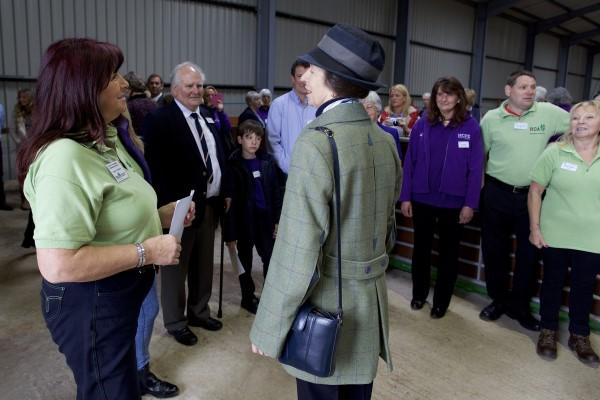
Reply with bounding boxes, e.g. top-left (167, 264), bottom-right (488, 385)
top-left (399, 115), bottom-right (484, 209)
